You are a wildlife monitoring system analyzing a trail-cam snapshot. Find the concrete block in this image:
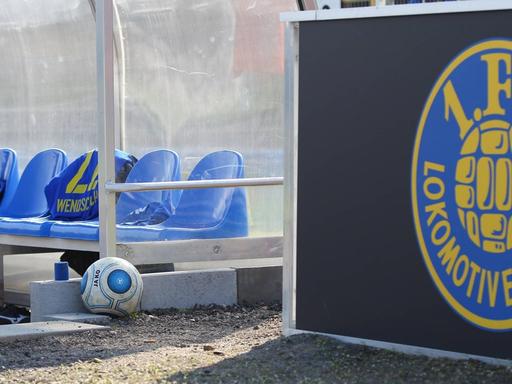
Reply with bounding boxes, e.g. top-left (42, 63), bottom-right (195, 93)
top-left (236, 266), bottom-right (282, 304)
top-left (42, 312), bottom-right (111, 325)
top-left (30, 269), bottom-right (237, 320)
top-left (140, 268), bottom-right (237, 310)
top-left (30, 279), bottom-right (87, 322)
top-left (0, 321), bottom-right (107, 342)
